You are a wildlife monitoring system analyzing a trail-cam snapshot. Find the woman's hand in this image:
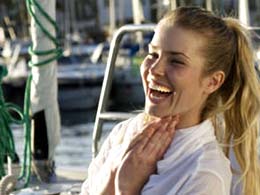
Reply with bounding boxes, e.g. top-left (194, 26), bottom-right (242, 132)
top-left (115, 116), bottom-right (179, 195)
